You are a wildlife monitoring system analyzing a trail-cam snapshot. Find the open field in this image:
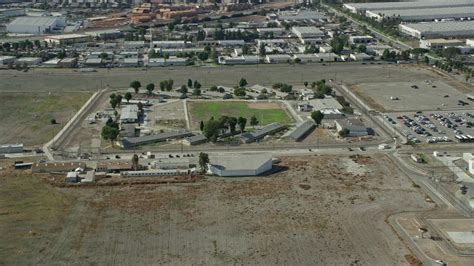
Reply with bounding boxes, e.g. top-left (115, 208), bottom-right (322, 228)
top-left (0, 91), bottom-right (92, 146)
top-left (0, 154), bottom-right (432, 264)
top-left (0, 64), bottom-right (443, 93)
top-left (188, 101), bottom-right (293, 128)
top-left (353, 80), bottom-right (469, 112)
top-left (0, 170), bottom-right (73, 265)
